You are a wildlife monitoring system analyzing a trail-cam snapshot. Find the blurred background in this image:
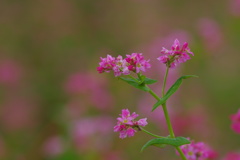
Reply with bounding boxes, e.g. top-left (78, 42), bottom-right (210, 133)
top-left (0, 0), bottom-right (240, 159)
